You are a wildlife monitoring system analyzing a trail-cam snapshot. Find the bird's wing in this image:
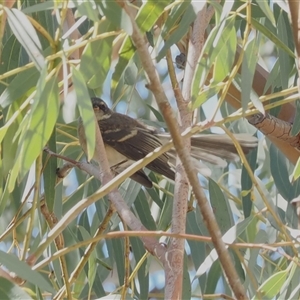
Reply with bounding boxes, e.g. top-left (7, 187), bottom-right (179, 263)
top-left (99, 121), bottom-right (175, 180)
